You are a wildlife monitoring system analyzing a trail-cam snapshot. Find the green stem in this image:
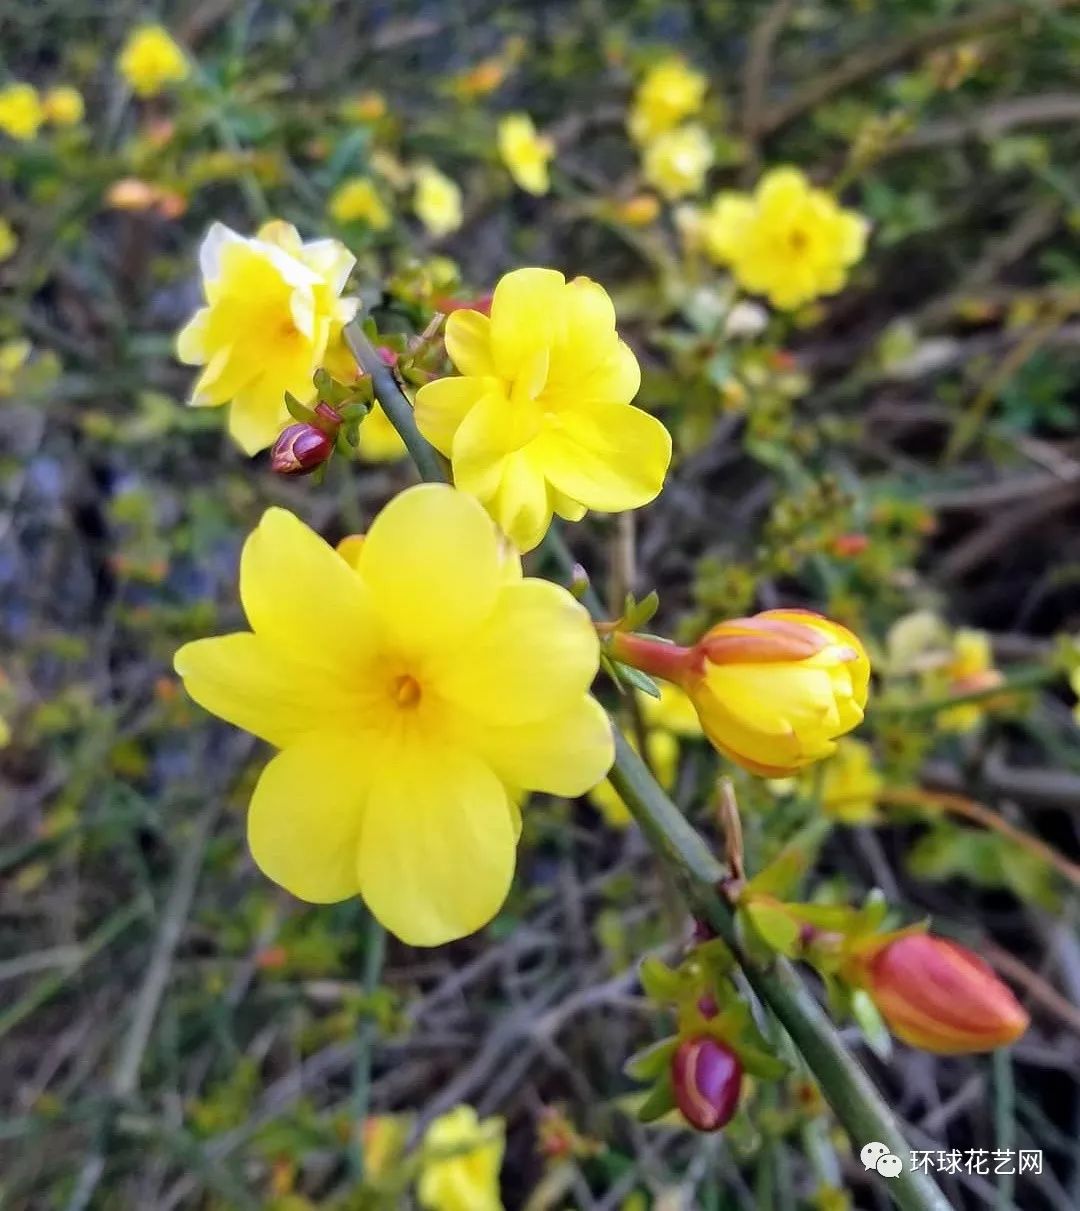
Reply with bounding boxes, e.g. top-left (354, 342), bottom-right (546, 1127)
top-left (870, 665), bottom-right (1056, 720)
top-left (350, 325), bottom-right (953, 1211)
